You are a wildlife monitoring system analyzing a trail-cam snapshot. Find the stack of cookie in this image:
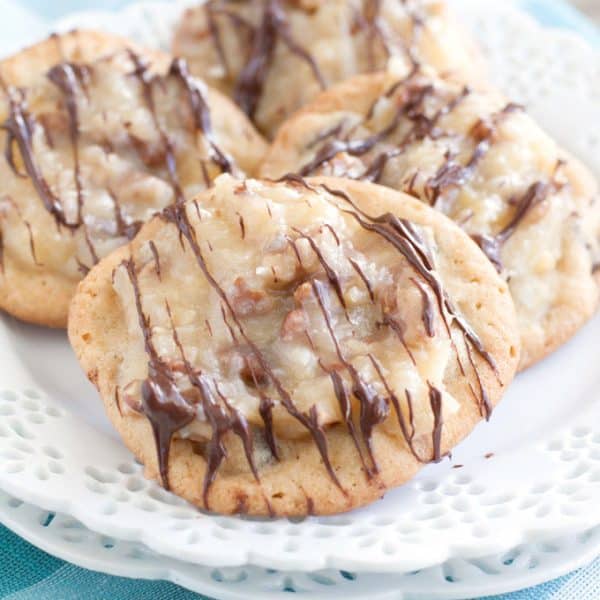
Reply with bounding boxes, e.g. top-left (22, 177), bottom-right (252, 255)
top-left (0, 0), bottom-right (597, 517)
